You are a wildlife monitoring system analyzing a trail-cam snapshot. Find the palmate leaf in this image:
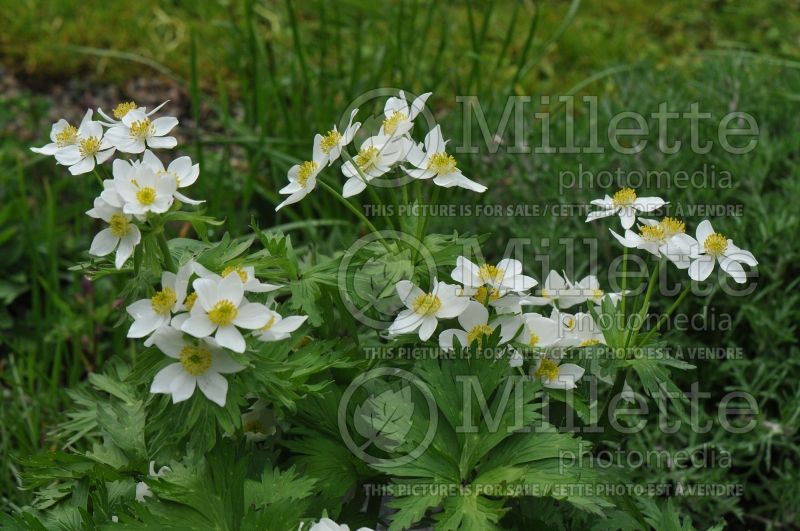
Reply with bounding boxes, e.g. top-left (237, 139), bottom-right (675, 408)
top-left (241, 466), bottom-right (317, 529)
top-left (354, 385), bottom-right (415, 453)
top-left (435, 494), bottom-right (507, 531)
